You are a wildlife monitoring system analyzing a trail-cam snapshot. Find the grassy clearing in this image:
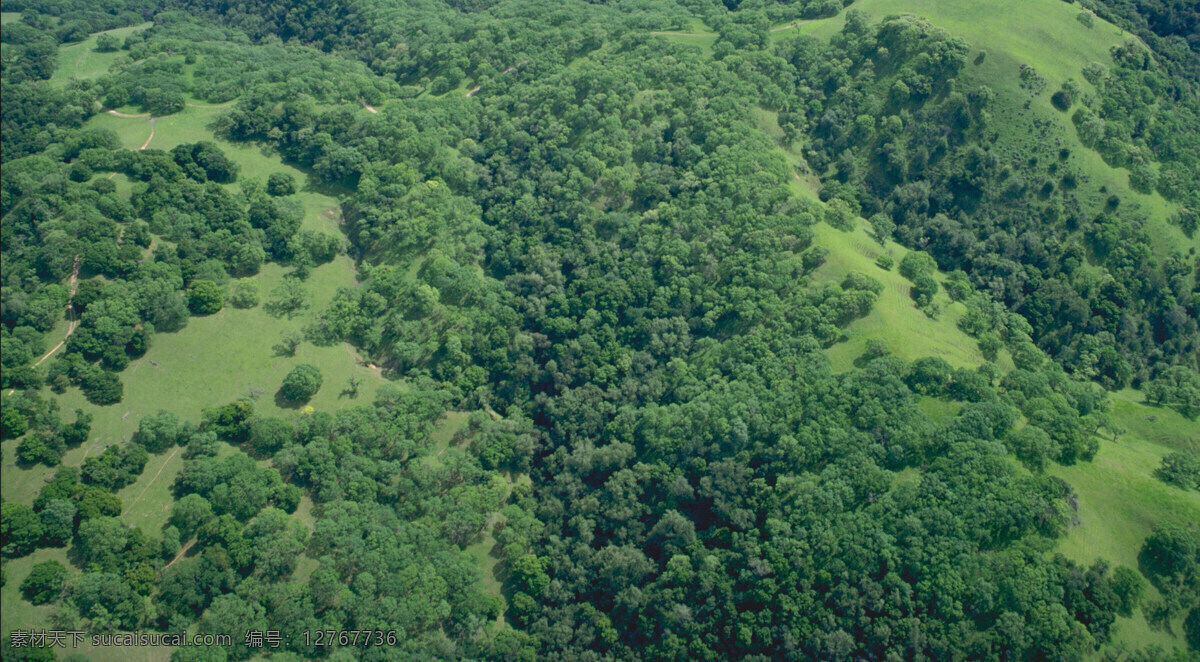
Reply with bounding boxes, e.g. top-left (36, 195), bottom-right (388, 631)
top-left (91, 104), bottom-right (347, 235)
top-left (1049, 391), bottom-right (1200, 654)
top-left (1, 12), bottom-right (22, 25)
top-left (812, 220), bottom-right (1000, 372)
top-left (918, 396), bottom-right (962, 423)
top-left (49, 23), bottom-right (151, 85)
top-left (0, 548), bottom-right (70, 633)
top-left (1109, 389), bottom-right (1200, 454)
